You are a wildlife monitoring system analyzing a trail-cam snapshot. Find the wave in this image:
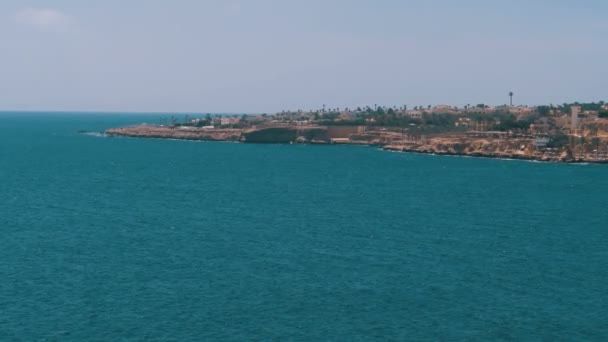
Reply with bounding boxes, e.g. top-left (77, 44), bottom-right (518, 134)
top-left (80, 131), bottom-right (107, 138)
